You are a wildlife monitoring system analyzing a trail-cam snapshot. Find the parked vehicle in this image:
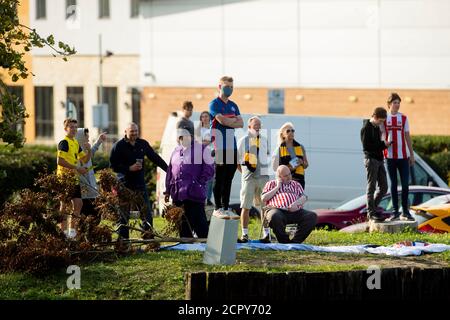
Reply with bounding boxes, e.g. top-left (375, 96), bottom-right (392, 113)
top-left (315, 186), bottom-right (450, 230)
top-left (156, 112), bottom-right (449, 214)
top-left (410, 194), bottom-right (450, 233)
